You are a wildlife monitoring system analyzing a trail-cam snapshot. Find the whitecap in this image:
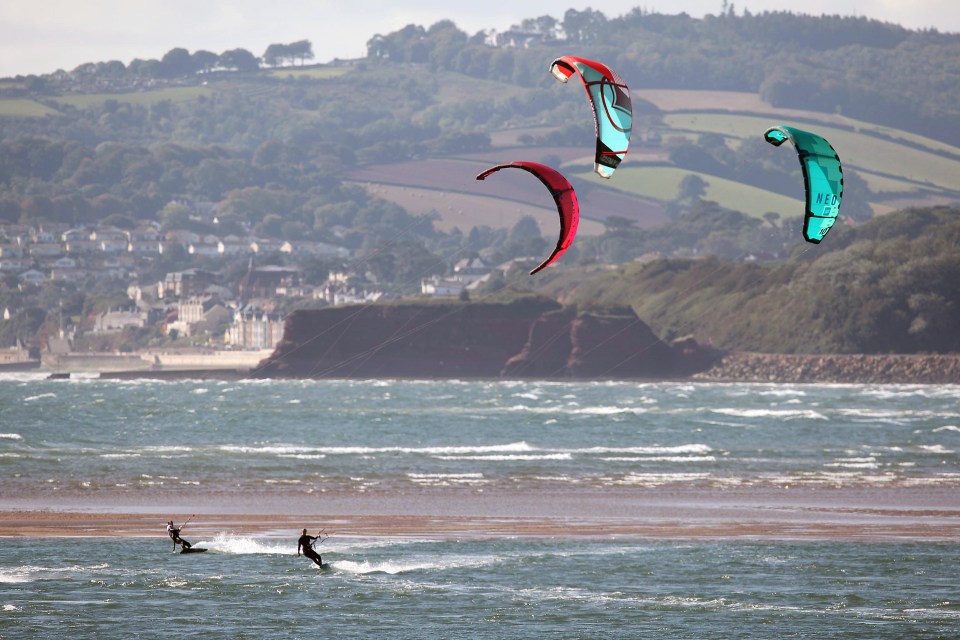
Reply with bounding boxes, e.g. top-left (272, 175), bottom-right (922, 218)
top-left (407, 473), bottom-right (488, 485)
top-left (582, 444), bottom-right (713, 455)
top-left (434, 453), bottom-right (572, 461)
top-left (0, 570), bottom-right (30, 584)
top-left (335, 555), bottom-right (490, 575)
top-left (917, 444), bottom-right (955, 454)
top-left (23, 393), bottom-right (56, 402)
top-left (0, 433), bottom-right (23, 440)
top-left (600, 455), bottom-right (717, 463)
top-left (711, 408), bottom-right (827, 420)
top-left (933, 426), bottom-right (960, 433)
top-left (757, 388), bottom-right (808, 397)
top-left (222, 442), bottom-right (534, 457)
top-left (612, 472), bottom-right (711, 486)
top-left (202, 533), bottom-right (292, 555)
